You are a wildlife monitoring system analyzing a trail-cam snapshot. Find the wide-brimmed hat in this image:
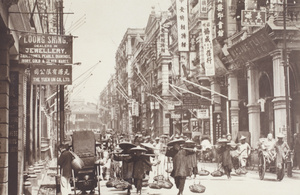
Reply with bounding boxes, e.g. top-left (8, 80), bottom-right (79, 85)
top-left (130, 145), bottom-right (147, 152)
top-left (217, 138), bottom-right (229, 143)
top-left (240, 136), bottom-right (247, 140)
top-left (277, 133), bottom-right (285, 138)
top-left (155, 137), bottom-right (160, 140)
top-left (140, 143), bottom-right (156, 150)
top-left (184, 139), bottom-right (196, 148)
top-left (119, 141), bottom-right (136, 150)
top-left (167, 138), bottom-right (185, 146)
